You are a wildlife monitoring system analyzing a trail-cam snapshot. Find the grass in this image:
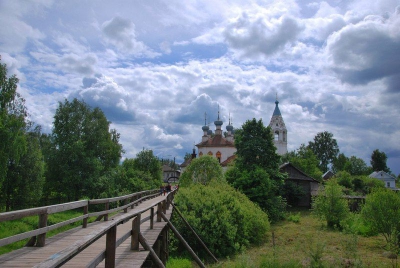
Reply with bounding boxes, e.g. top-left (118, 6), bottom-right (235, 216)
top-left (0, 210), bottom-right (96, 255)
top-left (186, 209), bottom-right (398, 268)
